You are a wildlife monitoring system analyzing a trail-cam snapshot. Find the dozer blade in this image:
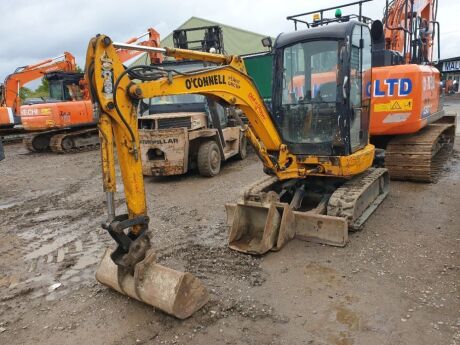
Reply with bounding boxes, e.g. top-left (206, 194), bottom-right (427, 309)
top-left (96, 249), bottom-right (209, 319)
